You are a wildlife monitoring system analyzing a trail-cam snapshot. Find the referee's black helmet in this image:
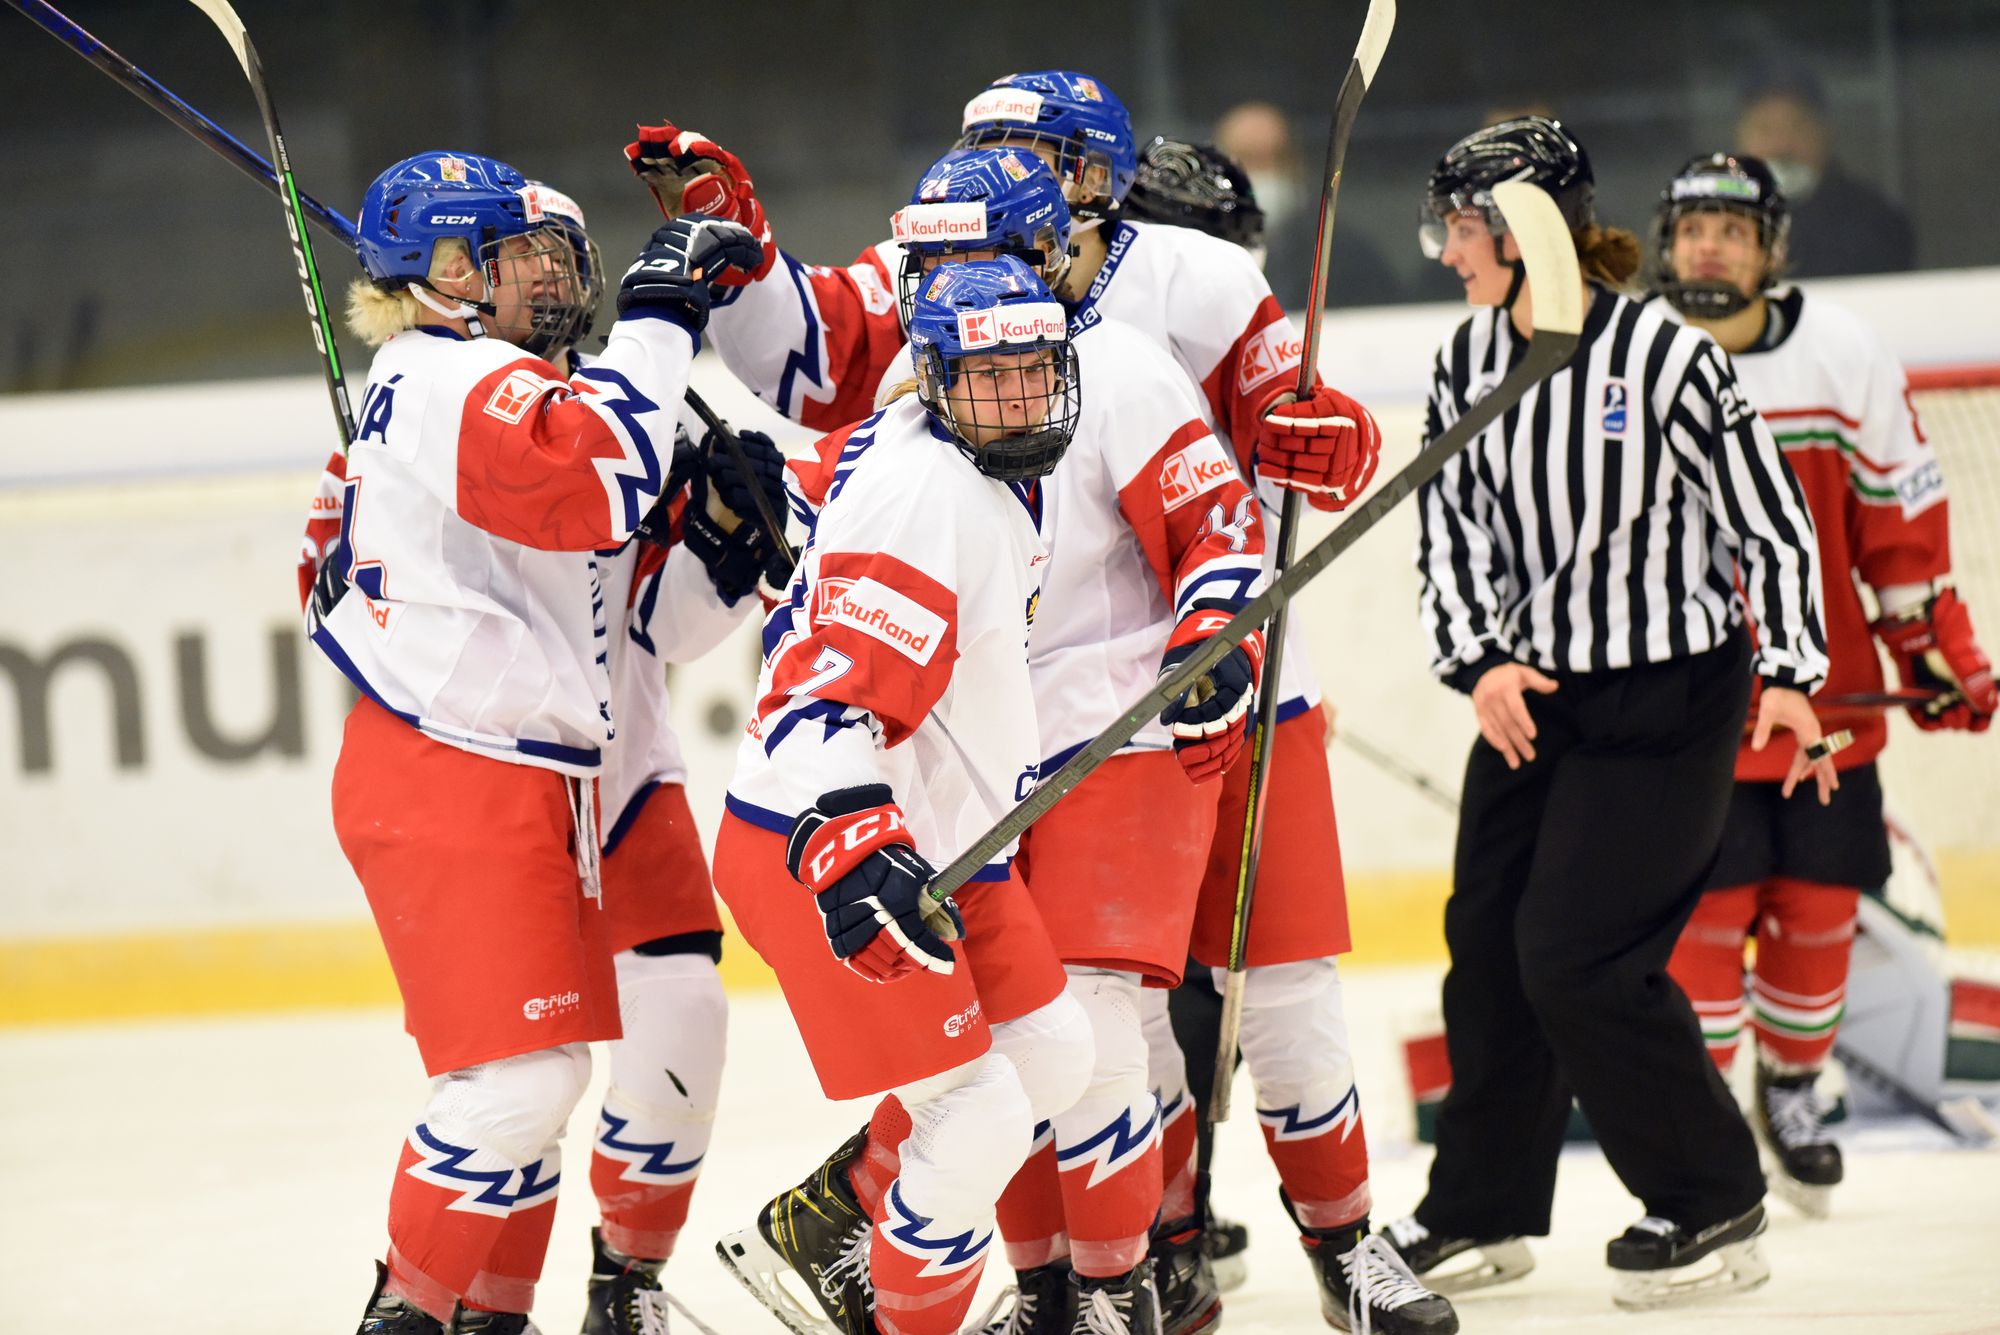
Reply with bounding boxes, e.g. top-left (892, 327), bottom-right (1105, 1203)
top-left (1420, 116), bottom-right (1595, 258)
